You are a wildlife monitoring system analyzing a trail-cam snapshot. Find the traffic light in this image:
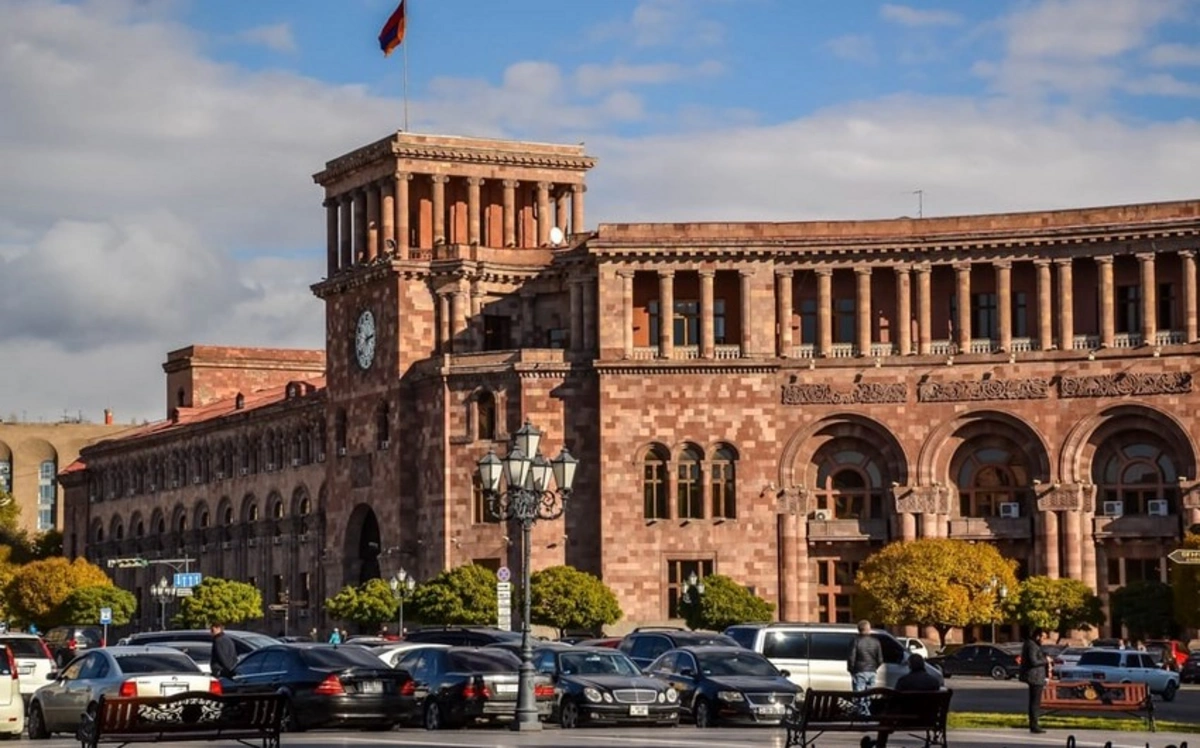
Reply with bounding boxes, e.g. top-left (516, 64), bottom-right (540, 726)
top-left (106, 558), bottom-right (149, 569)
